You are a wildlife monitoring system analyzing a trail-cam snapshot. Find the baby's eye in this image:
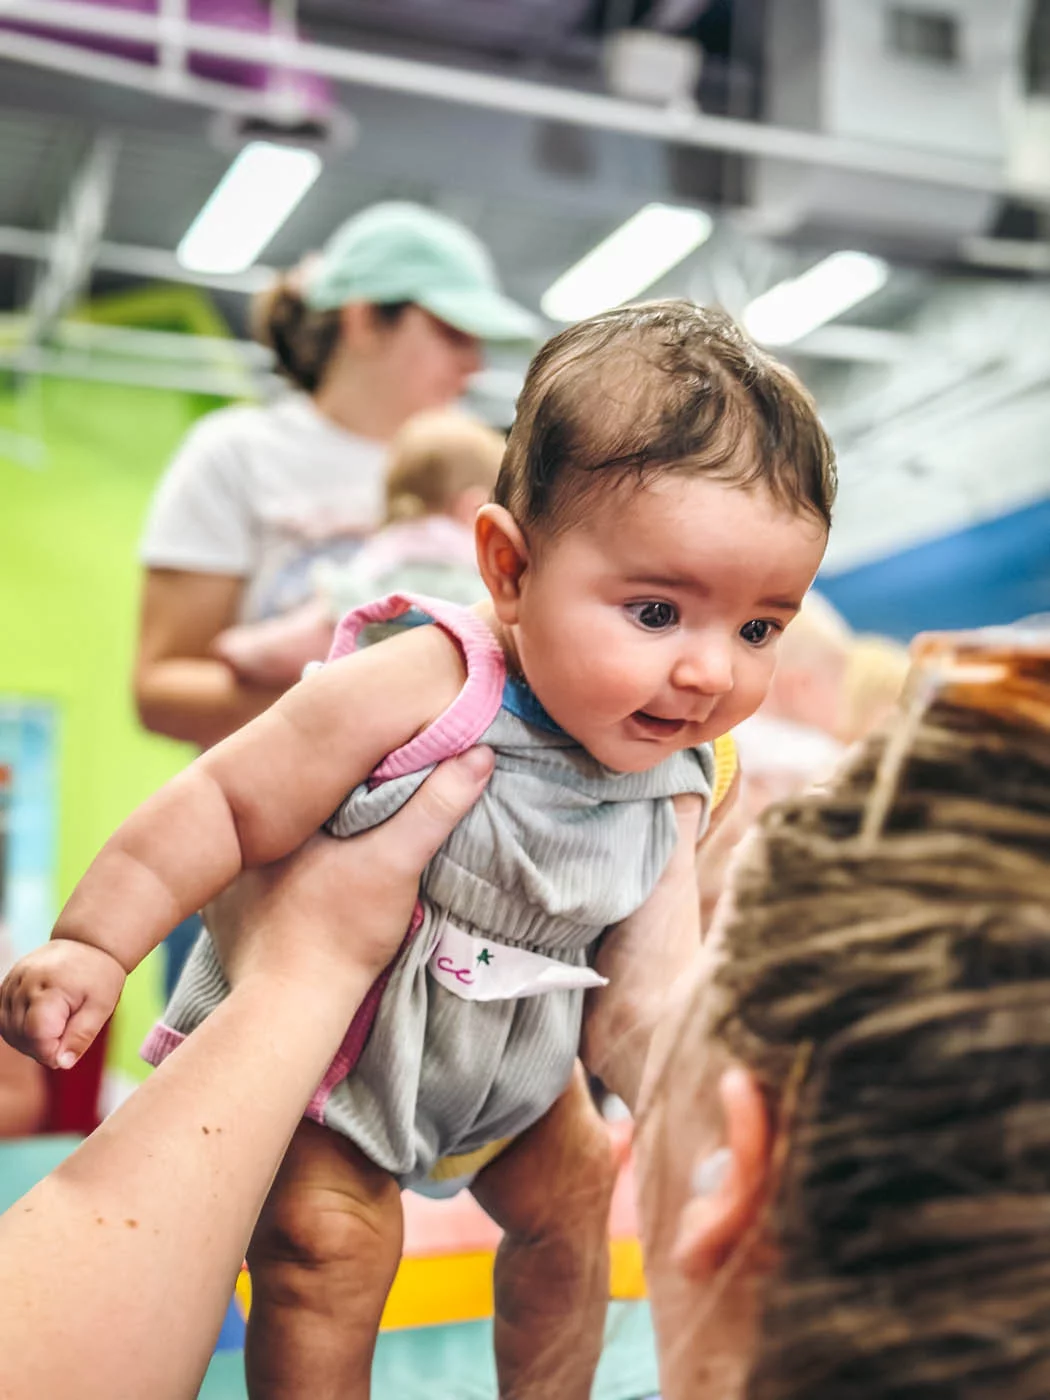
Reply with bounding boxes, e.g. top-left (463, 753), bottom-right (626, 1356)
top-left (739, 618), bottom-right (779, 647)
top-left (625, 600), bottom-right (679, 632)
